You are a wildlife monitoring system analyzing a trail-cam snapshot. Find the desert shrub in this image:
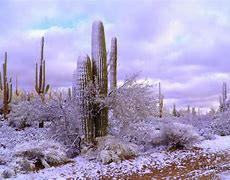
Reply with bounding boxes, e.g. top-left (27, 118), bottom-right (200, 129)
top-left (178, 115), bottom-right (215, 139)
top-left (82, 135), bottom-right (138, 164)
top-left (162, 122), bottom-right (201, 149)
top-left (121, 120), bottom-right (165, 151)
top-left (14, 140), bottom-right (72, 172)
top-left (8, 98), bottom-right (49, 129)
top-left (47, 99), bottom-right (82, 157)
top-left (108, 74), bottom-right (158, 135)
top-left (211, 111), bottom-right (230, 136)
top-left (8, 96), bottom-right (81, 156)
